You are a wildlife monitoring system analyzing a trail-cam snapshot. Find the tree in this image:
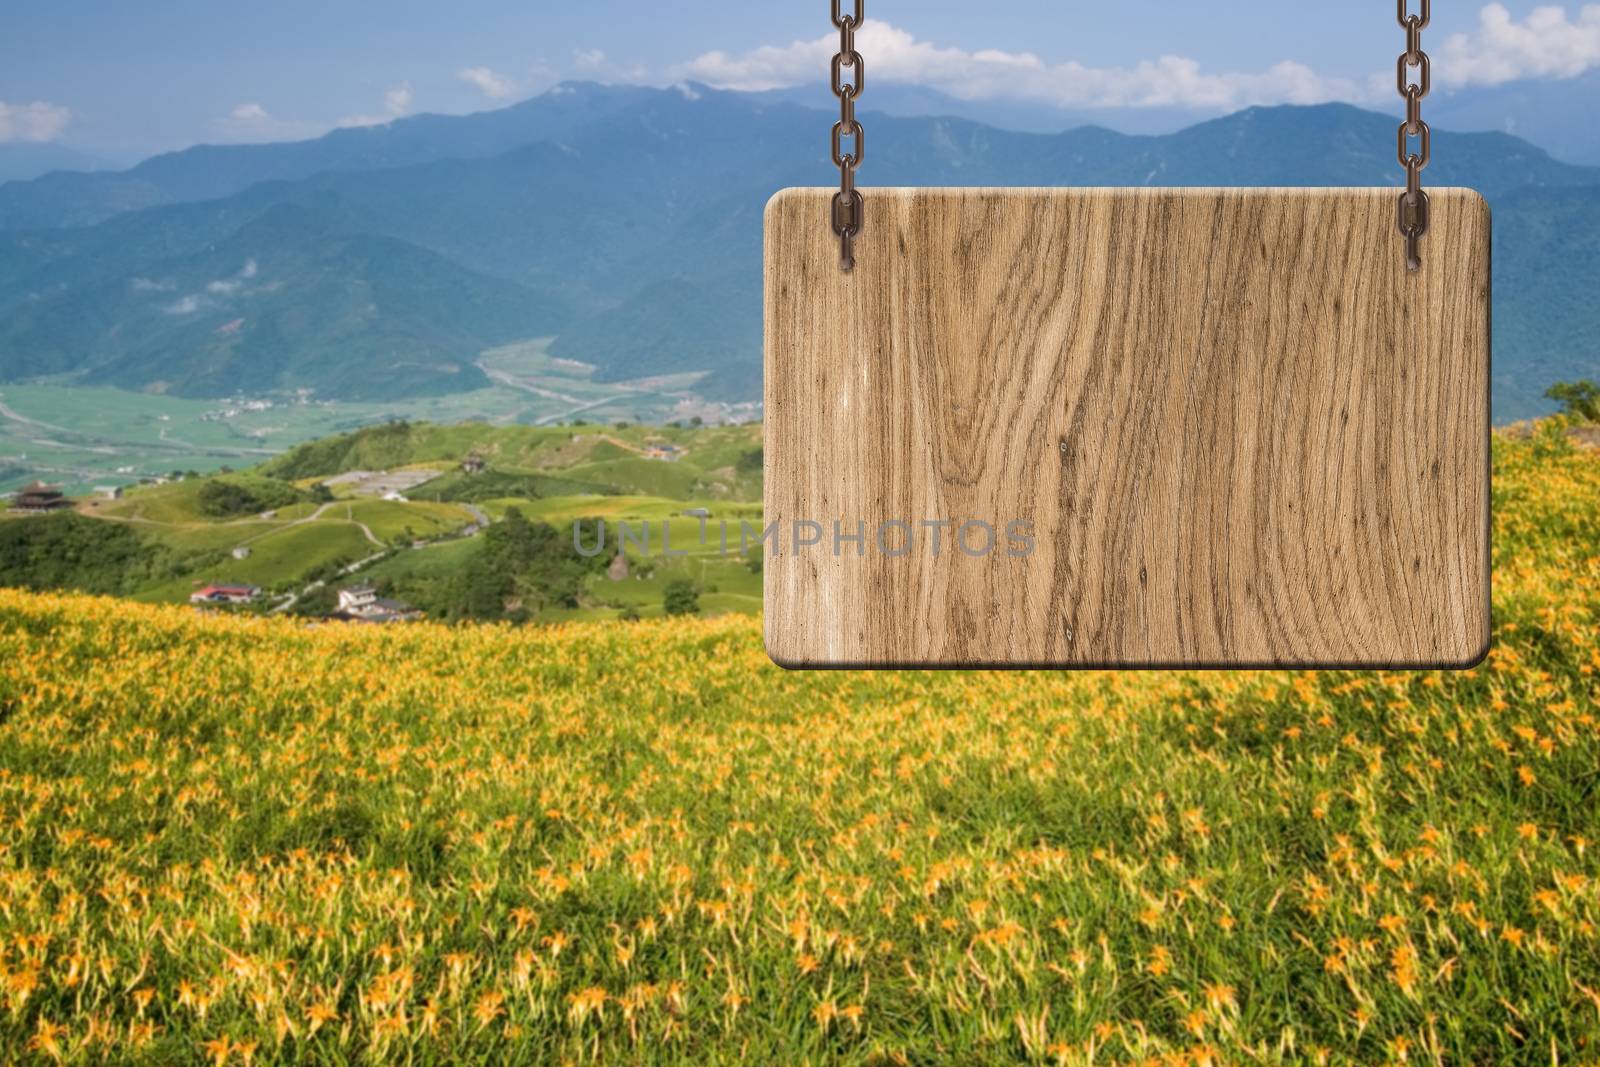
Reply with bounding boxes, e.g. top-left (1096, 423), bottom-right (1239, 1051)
top-left (663, 579), bottom-right (700, 617)
top-left (0, 513), bottom-right (175, 595)
top-left (439, 507), bottom-right (600, 622)
top-left (1546, 380), bottom-right (1600, 422)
